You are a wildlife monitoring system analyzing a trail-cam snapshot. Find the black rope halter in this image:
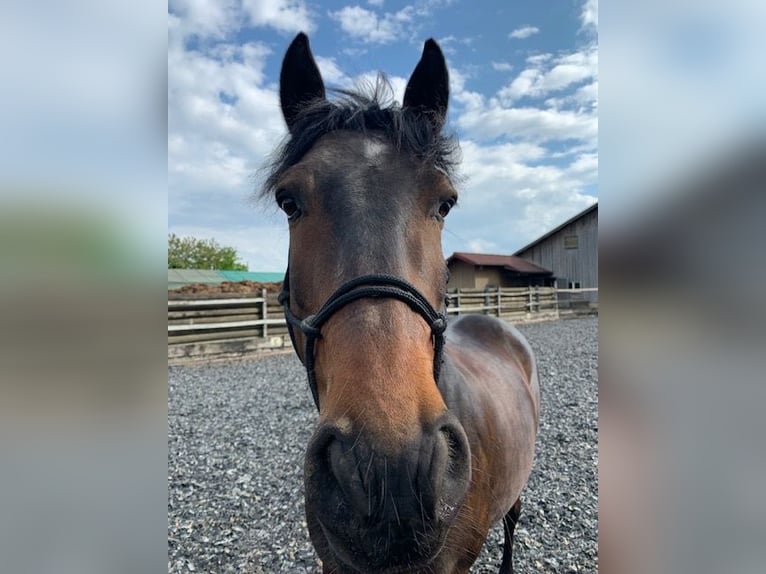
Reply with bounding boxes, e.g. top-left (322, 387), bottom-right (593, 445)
top-left (278, 270), bottom-right (448, 411)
